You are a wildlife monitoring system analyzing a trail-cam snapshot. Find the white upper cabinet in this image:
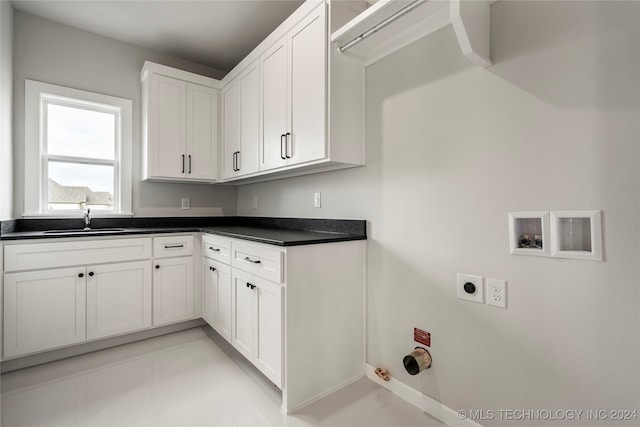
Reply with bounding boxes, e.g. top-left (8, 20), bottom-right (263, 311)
top-left (141, 62), bottom-right (220, 183)
top-left (222, 59), bottom-right (260, 179)
top-left (288, 6), bottom-right (326, 165)
top-left (220, 0), bottom-right (365, 183)
top-left (147, 74), bottom-right (186, 180)
top-left (223, 80), bottom-right (242, 177)
top-left (261, 38), bottom-right (289, 171)
top-left (186, 83), bottom-right (219, 180)
top-left (261, 5), bottom-right (326, 171)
